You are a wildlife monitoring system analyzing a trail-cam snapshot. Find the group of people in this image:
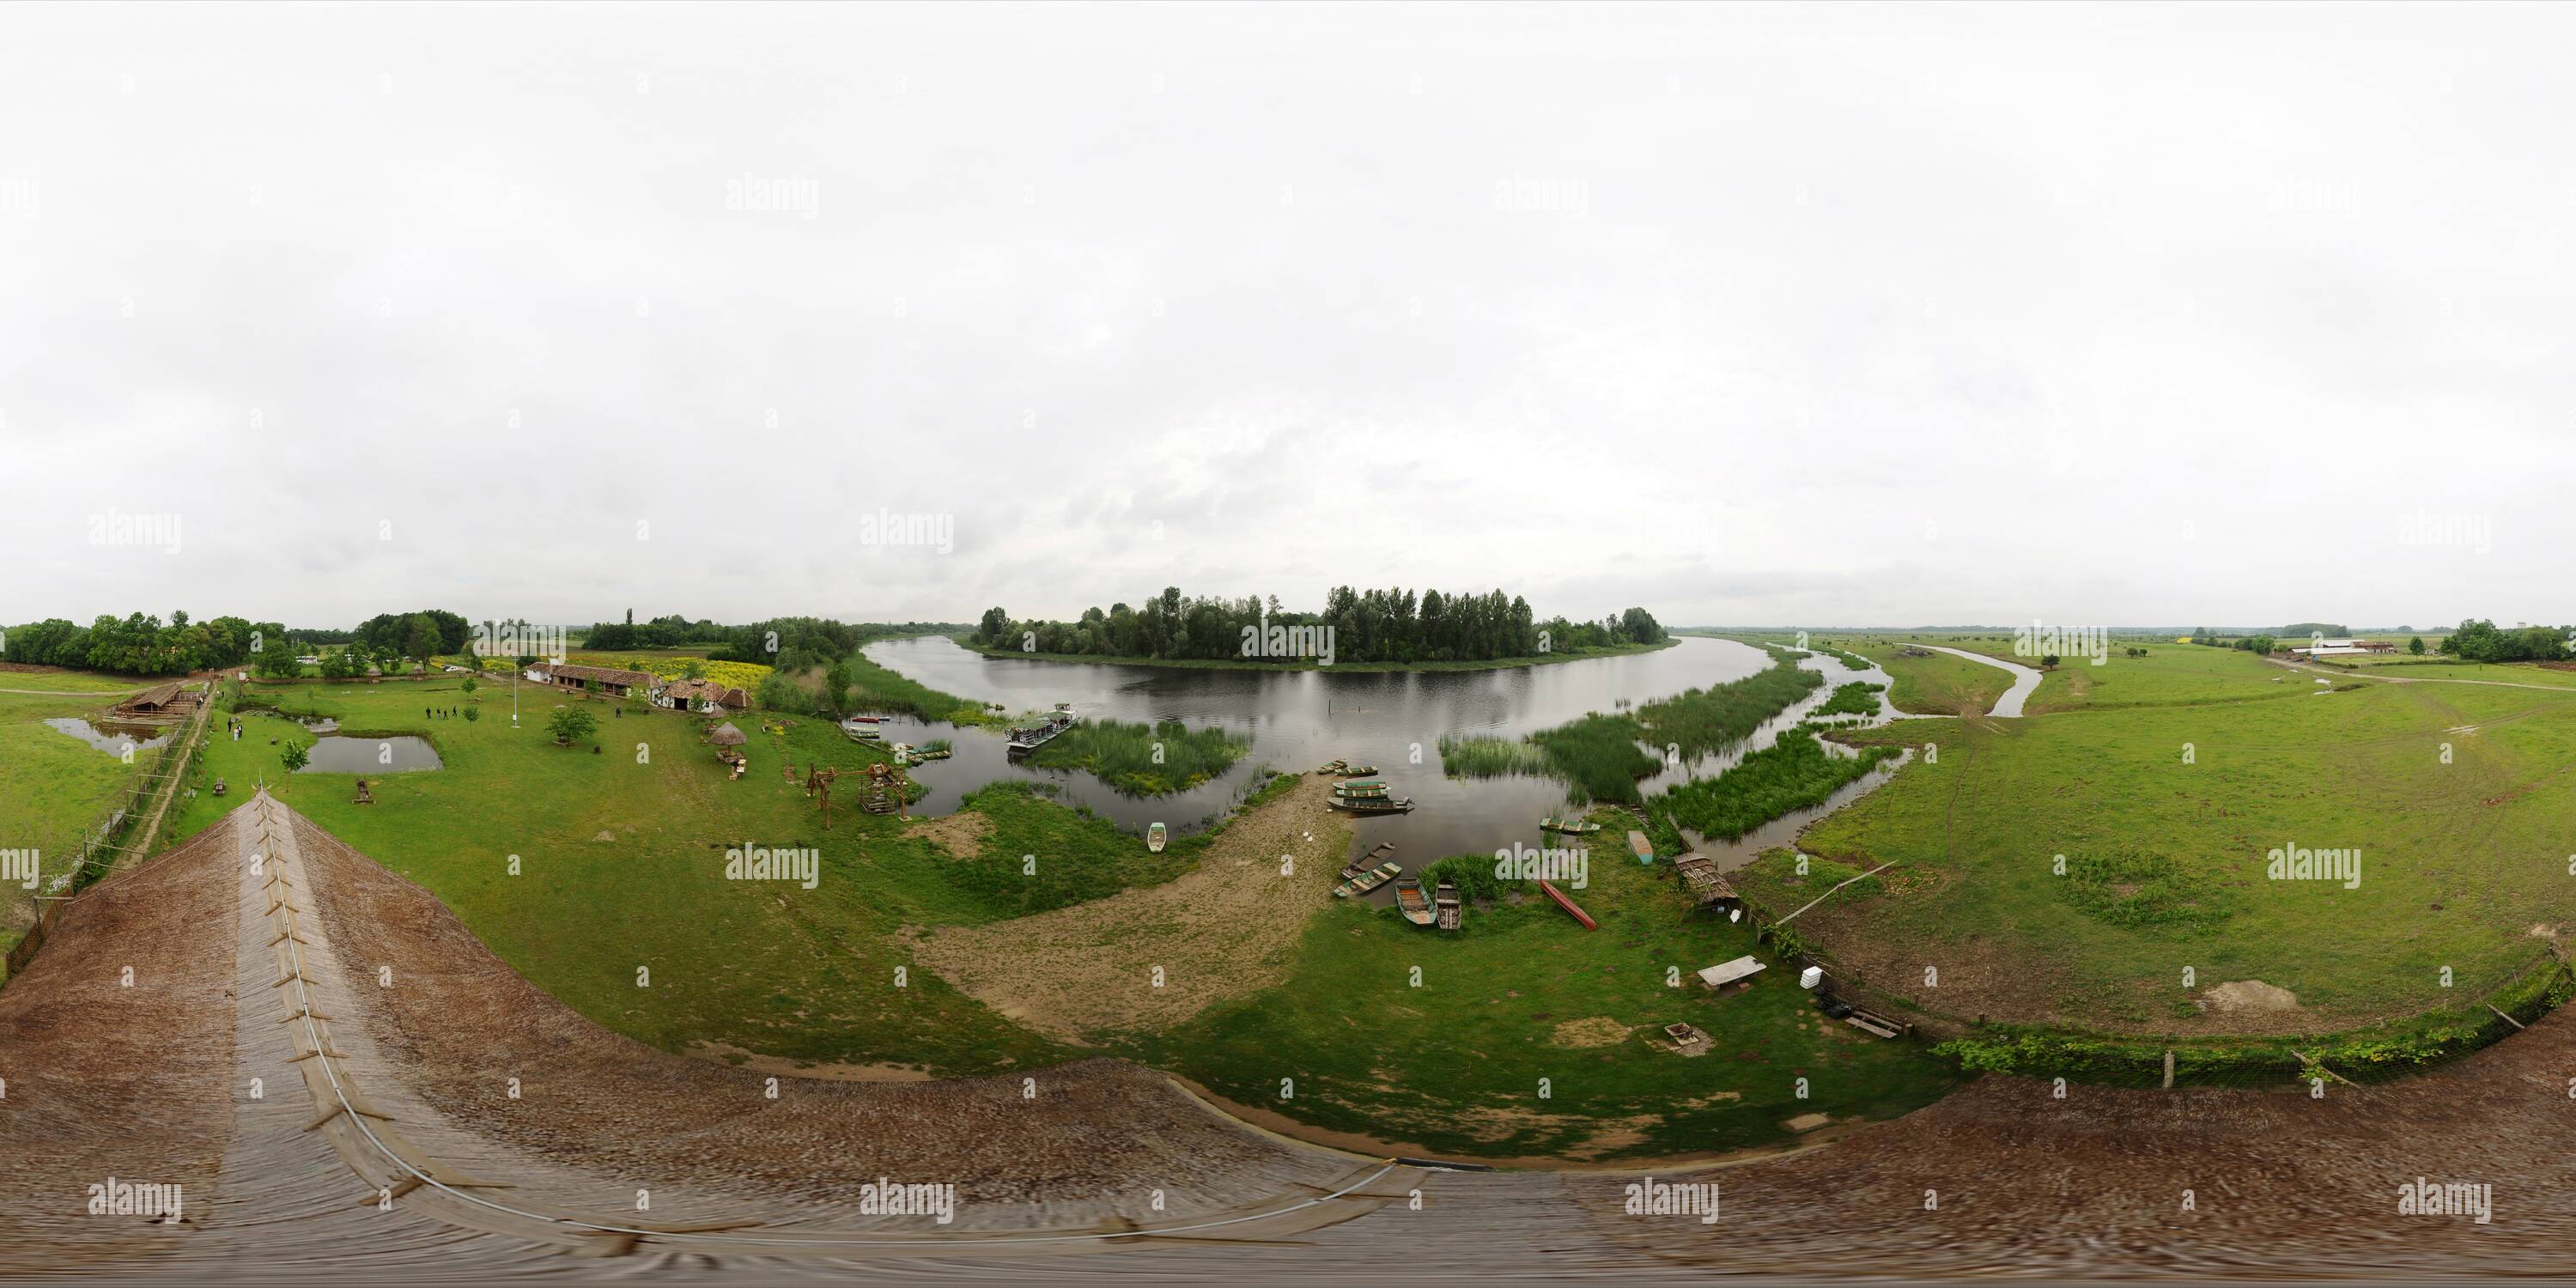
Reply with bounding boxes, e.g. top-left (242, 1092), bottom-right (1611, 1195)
top-left (424, 705), bottom-right (465, 719)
